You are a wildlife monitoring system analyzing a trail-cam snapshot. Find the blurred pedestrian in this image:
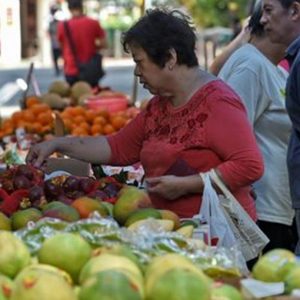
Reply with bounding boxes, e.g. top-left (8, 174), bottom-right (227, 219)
top-left (48, 5), bottom-right (62, 76)
top-left (217, 1), bottom-right (295, 253)
top-left (57, 0), bottom-right (107, 87)
top-left (261, 0), bottom-right (300, 255)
